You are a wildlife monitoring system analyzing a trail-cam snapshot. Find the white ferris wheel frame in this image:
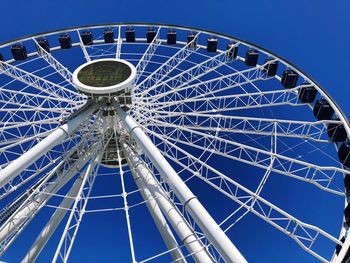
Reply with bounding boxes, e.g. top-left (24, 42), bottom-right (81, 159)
top-left (0, 23), bottom-right (347, 263)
